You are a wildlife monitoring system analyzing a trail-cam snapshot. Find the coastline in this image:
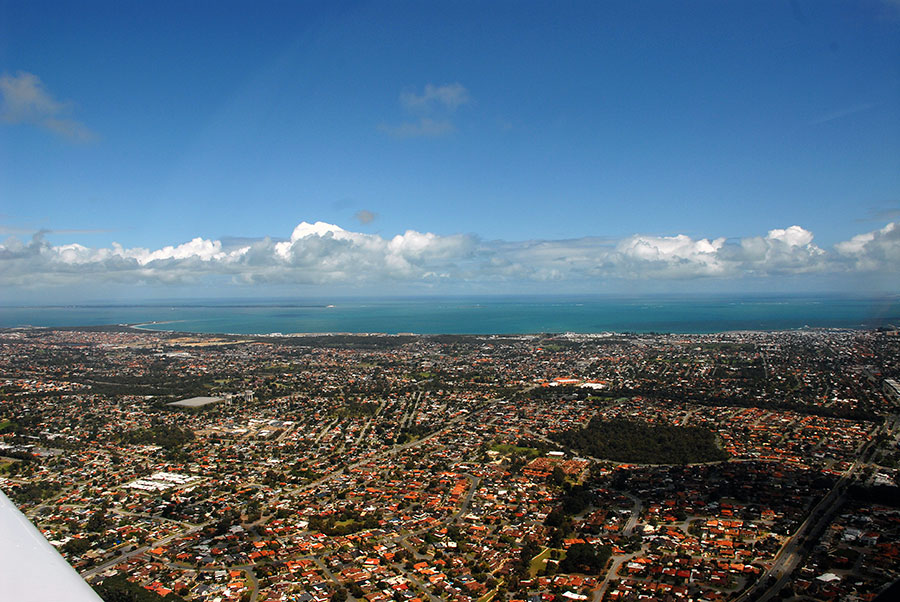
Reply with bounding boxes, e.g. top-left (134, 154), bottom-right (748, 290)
top-left (121, 323), bottom-right (894, 339)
